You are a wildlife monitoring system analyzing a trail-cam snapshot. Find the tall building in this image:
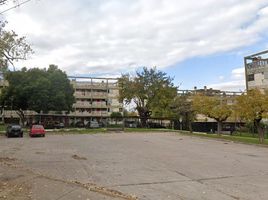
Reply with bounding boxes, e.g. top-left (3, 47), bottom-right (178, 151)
top-left (68, 76), bottom-right (123, 125)
top-left (244, 50), bottom-right (268, 91)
